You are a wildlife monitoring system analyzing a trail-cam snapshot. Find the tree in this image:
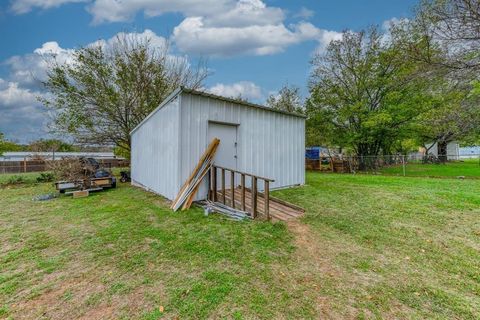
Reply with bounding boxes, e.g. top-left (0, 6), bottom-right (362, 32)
top-left (414, 0), bottom-right (480, 73)
top-left (28, 139), bottom-right (76, 152)
top-left (0, 132), bottom-right (5, 156)
top-left (395, 4), bottom-right (480, 161)
top-left (42, 34), bottom-right (208, 156)
top-left (415, 83), bottom-right (480, 161)
top-left (306, 27), bottom-right (431, 165)
top-left (0, 132), bottom-right (25, 155)
top-left (266, 85), bottom-right (304, 114)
